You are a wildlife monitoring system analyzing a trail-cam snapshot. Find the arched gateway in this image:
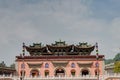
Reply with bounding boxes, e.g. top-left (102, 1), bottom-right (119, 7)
top-left (81, 69), bottom-right (89, 76)
top-left (30, 69), bottom-right (39, 77)
top-left (55, 68), bottom-right (65, 77)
